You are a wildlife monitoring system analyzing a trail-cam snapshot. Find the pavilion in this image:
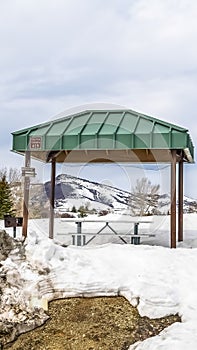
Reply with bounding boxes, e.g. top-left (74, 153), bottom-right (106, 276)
top-left (12, 109), bottom-right (194, 248)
